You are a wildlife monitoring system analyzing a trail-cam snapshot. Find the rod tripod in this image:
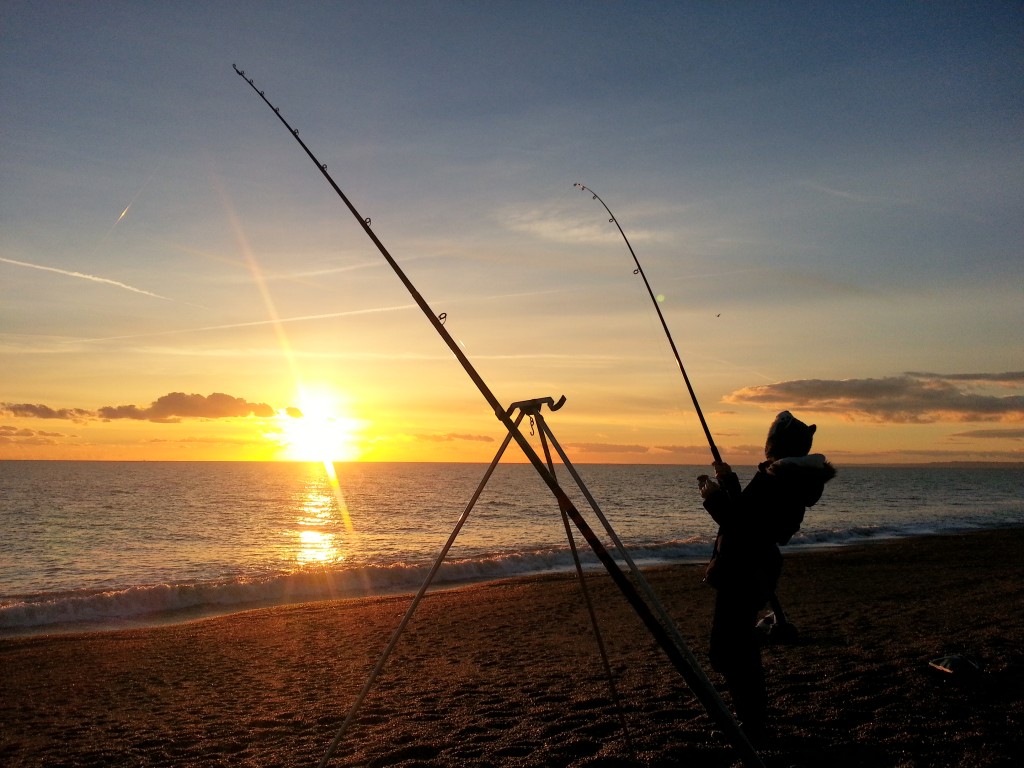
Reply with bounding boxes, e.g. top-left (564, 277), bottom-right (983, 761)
top-left (318, 396), bottom-right (765, 768)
